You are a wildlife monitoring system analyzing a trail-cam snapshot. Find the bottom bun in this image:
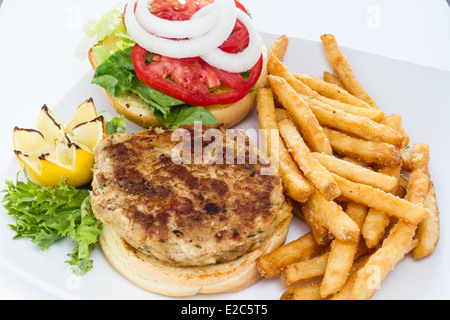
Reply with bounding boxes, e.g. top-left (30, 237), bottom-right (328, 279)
top-left (99, 201), bottom-right (292, 297)
top-left (88, 46), bottom-right (267, 129)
